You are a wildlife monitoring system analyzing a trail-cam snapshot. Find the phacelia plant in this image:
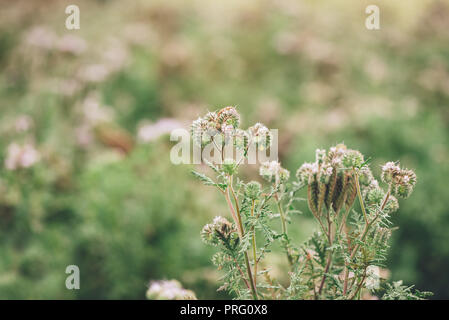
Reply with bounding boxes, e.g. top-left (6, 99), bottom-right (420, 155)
top-left (190, 106), bottom-right (432, 300)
